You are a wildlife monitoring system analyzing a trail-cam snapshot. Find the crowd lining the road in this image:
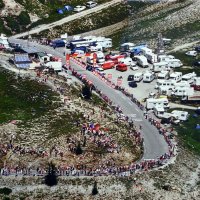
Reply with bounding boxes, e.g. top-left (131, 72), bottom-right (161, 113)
top-left (0, 58), bottom-right (177, 177)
